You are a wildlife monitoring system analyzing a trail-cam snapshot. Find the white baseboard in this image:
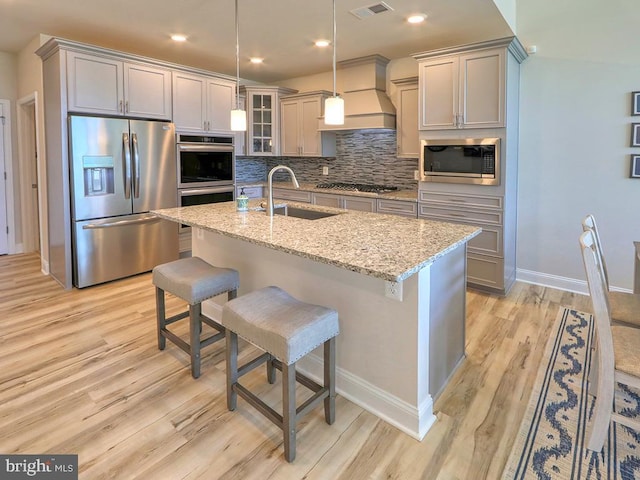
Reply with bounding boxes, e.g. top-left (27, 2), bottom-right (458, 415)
top-left (516, 268), bottom-right (588, 294)
top-left (297, 352), bottom-right (436, 441)
top-left (516, 268), bottom-right (633, 296)
top-left (41, 258), bottom-right (49, 275)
